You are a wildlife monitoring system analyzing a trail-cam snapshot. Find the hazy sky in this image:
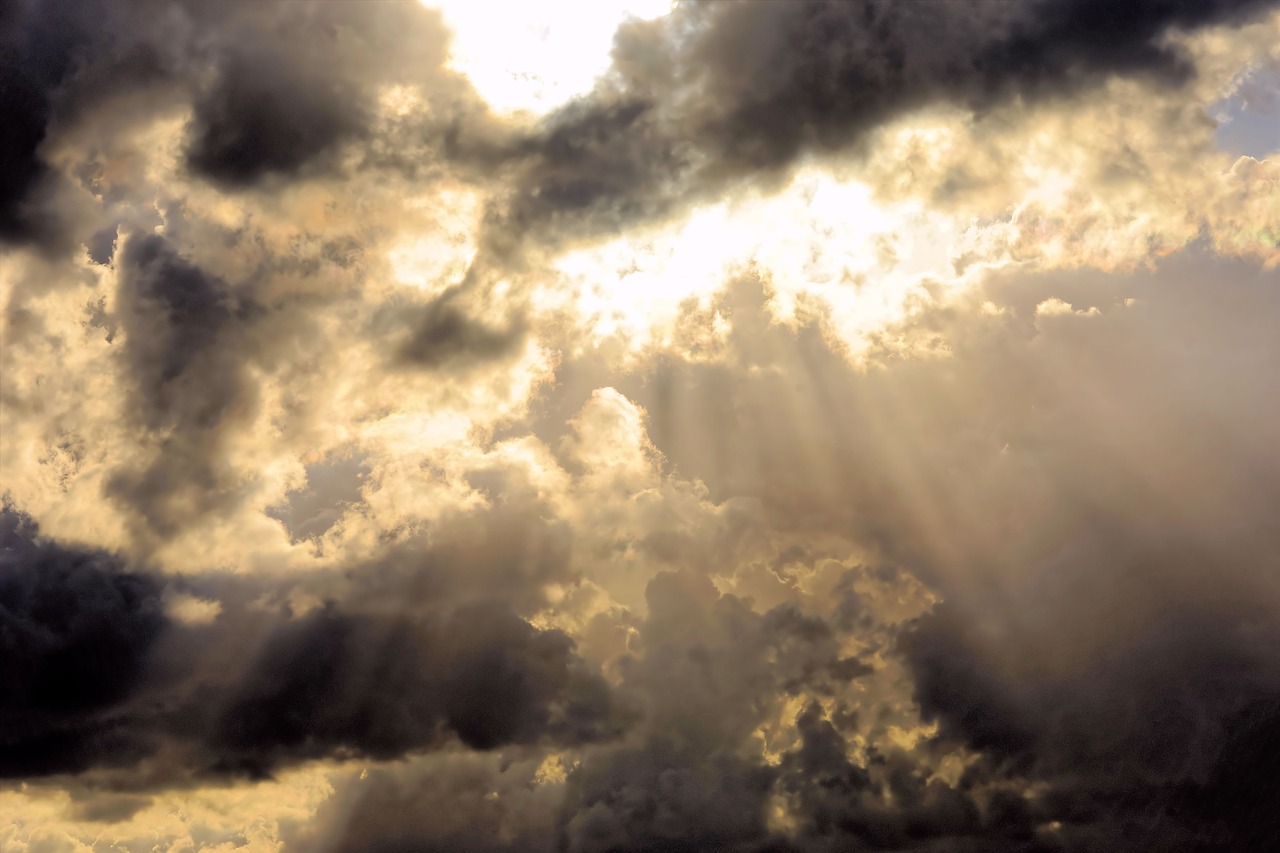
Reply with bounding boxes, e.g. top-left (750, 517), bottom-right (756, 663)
top-left (2, 1), bottom-right (1279, 851)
